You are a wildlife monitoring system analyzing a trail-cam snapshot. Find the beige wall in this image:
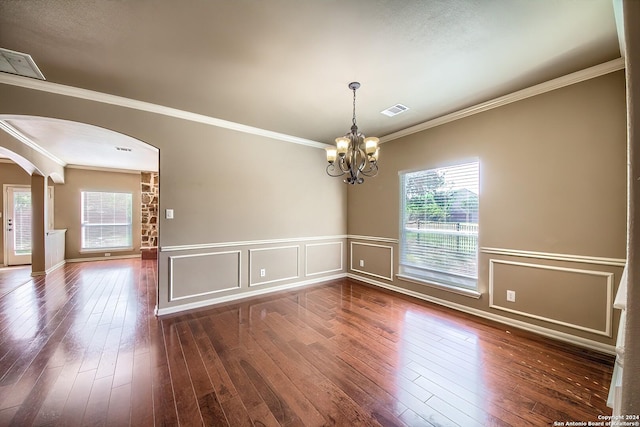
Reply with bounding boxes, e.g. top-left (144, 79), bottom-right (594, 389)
top-left (348, 71), bottom-right (627, 347)
top-left (0, 85), bottom-right (348, 312)
top-left (53, 168), bottom-right (142, 260)
top-left (0, 161), bottom-right (32, 265)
